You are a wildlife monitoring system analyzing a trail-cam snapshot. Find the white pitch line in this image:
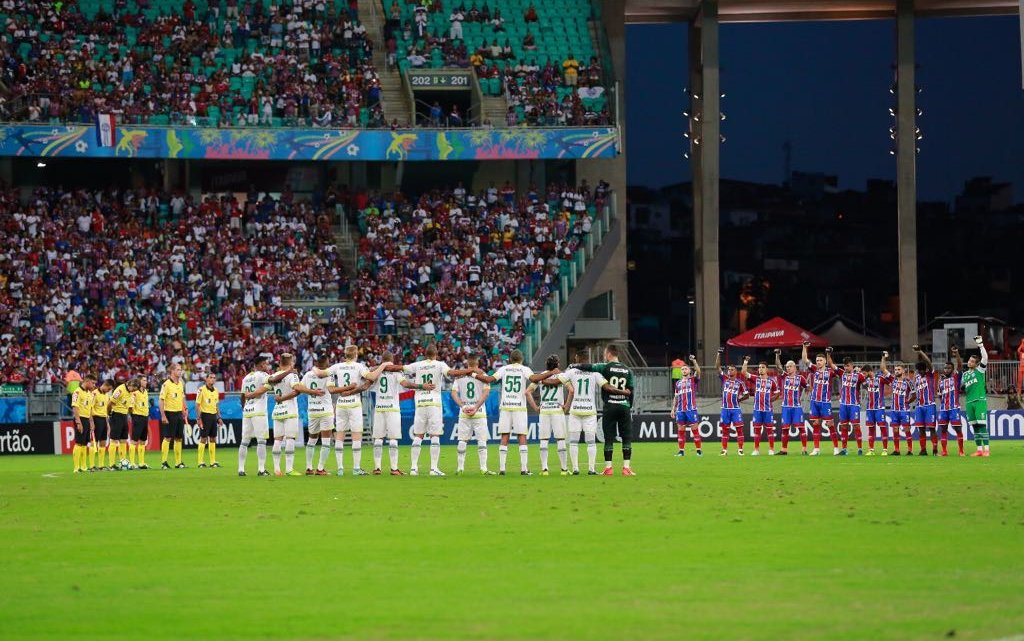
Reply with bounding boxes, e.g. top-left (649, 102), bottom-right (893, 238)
top-left (41, 473), bottom-right (62, 478)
